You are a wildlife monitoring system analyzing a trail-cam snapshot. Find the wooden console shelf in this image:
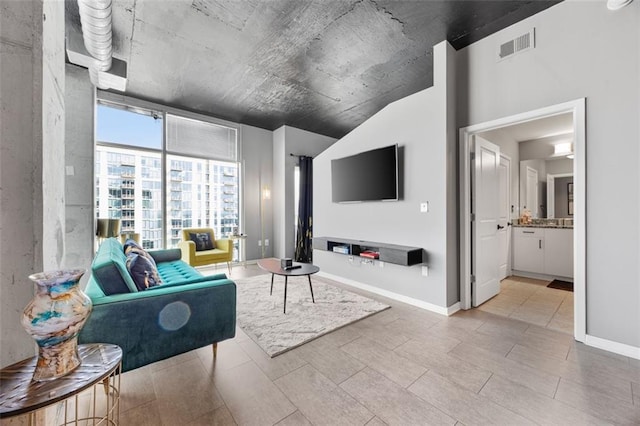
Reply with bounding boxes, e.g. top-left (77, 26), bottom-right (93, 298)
top-left (313, 237), bottom-right (423, 266)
